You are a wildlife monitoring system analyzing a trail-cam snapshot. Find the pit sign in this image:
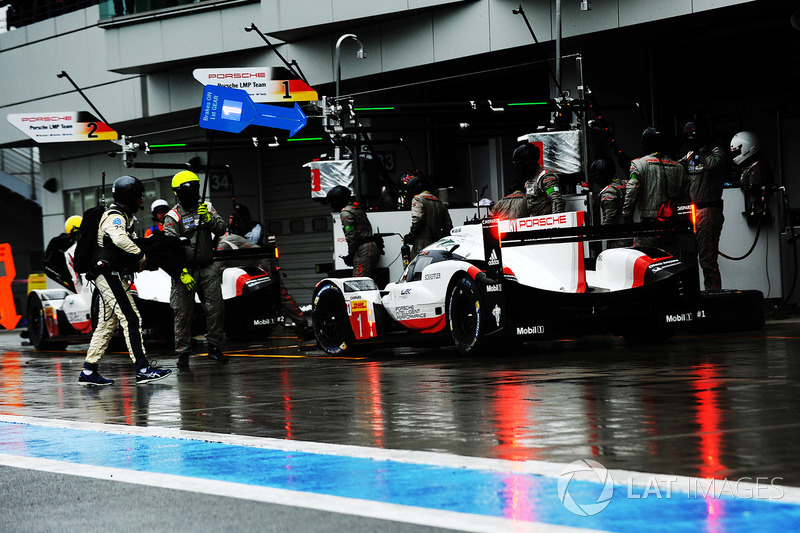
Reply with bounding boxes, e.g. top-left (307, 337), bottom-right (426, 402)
top-left (193, 67), bottom-right (318, 103)
top-left (7, 112), bottom-right (117, 143)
